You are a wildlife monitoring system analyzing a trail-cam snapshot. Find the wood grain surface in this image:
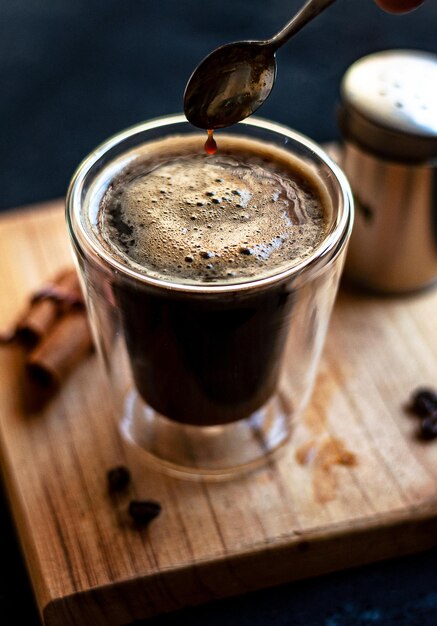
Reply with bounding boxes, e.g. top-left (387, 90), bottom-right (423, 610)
top-left (1, 200), bottom-right (437, 626)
